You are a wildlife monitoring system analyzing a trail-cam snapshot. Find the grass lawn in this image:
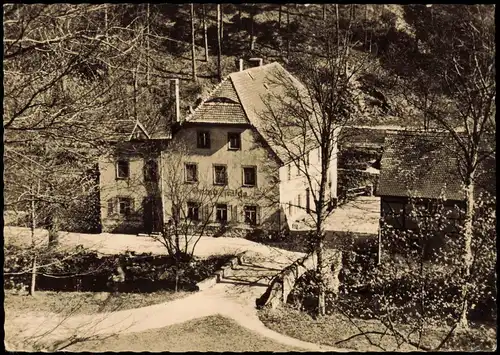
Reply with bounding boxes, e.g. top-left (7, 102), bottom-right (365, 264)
top-left (259, 306), bottom-right (497, 352)
top-left (4, 290), bottom-right (192, 317)
top-left (65, 315), bottom-right (304, 352)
